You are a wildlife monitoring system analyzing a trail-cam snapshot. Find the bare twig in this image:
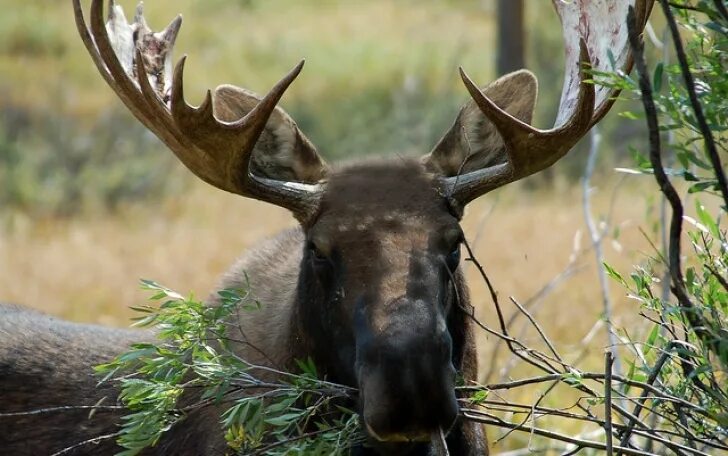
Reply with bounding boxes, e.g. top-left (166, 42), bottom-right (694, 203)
top-left (463, 411), bottom-right (655, 456)
top-left (509, 296), bottom-right (563, 363)
top-left (483, 248), bottom-right (585, 382)
top-left (605, 351), bottom-right (615, 456)
top-left (619, 341), bottom-right (676, 450)
top-left (464, 404), bottom-right (716, 455)
top-left (432, 427), bottom-right (450, 456)
top-left (582, 126), bottom-right (623, 378)
top-left (463, 238), bottom-right (561, 375)
top-left (0, 404), bottom-right (126, 417)
top-left (49, 432), bottom-right (122, 456)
